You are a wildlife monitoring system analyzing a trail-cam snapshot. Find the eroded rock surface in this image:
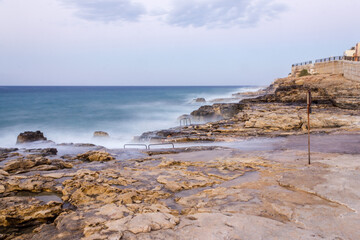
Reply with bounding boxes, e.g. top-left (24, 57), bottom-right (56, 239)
top-left (1, 137), bottom-right (360, 239)
top-left (3, 157), bottom-right (72, 174)
top-left (76, 151), bottom-right (114, 162)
